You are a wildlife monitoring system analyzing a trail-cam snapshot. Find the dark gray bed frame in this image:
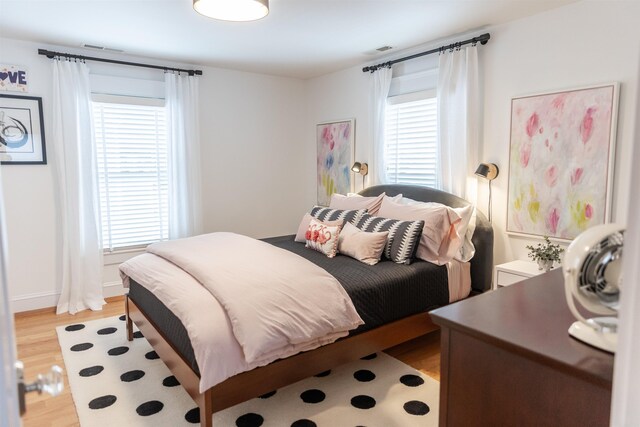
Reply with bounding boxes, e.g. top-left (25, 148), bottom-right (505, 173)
top-left (125, 184), bottom-right (493, 426)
